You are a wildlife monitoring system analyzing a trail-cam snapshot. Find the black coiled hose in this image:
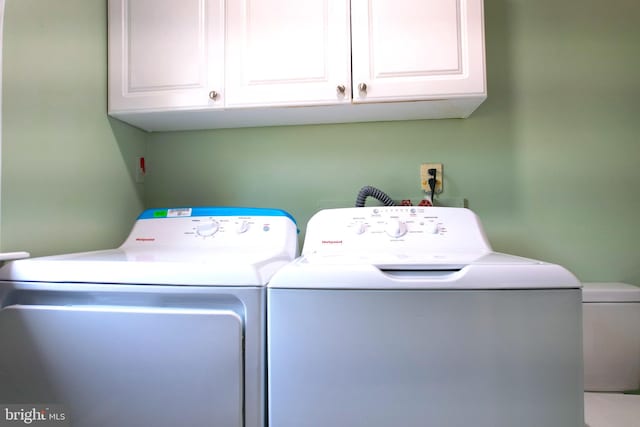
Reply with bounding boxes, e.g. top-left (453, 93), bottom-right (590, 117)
top-left (355, 186), bottom-right (395, 207)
